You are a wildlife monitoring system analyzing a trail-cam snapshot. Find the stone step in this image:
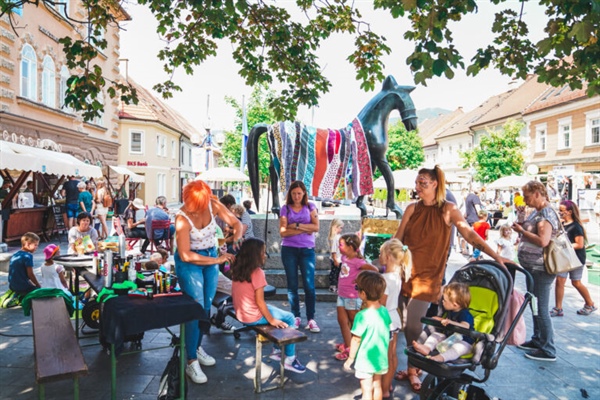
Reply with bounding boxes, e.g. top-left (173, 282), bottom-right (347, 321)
top-left (264, 269), bottom-right (331, 290)
top-left (270, 287), bottom-right (337, 303)
top-left (264, 252), bottom-right (332, 271)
